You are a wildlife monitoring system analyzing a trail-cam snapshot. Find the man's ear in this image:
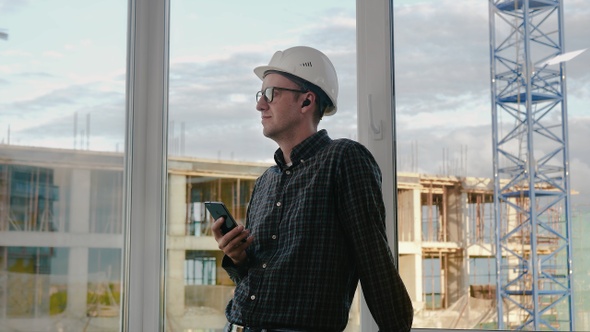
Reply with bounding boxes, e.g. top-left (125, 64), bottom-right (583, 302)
top-left (300, 92), bottom-right (315, 111)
